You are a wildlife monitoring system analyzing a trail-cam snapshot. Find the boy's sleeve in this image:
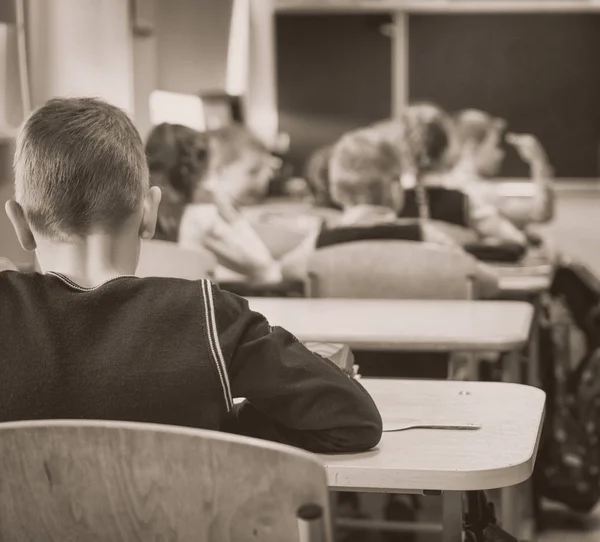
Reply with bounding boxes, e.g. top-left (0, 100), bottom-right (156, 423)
top-left (207, 282), bottom-right (383, 453)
